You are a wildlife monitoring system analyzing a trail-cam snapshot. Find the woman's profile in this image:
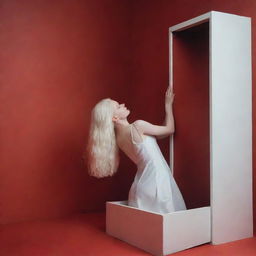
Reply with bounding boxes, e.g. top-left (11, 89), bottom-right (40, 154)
top-left (86, 86), bottom-right (186, 213)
